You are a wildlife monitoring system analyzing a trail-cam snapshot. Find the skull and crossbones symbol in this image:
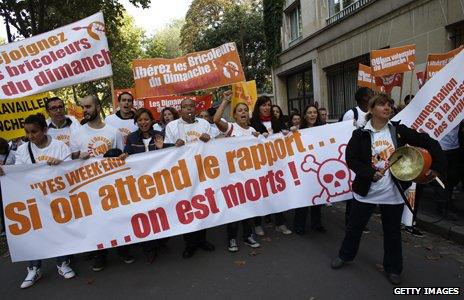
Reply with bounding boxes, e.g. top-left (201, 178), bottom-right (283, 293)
top-left (301, 144), bottom-right (352, 205)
